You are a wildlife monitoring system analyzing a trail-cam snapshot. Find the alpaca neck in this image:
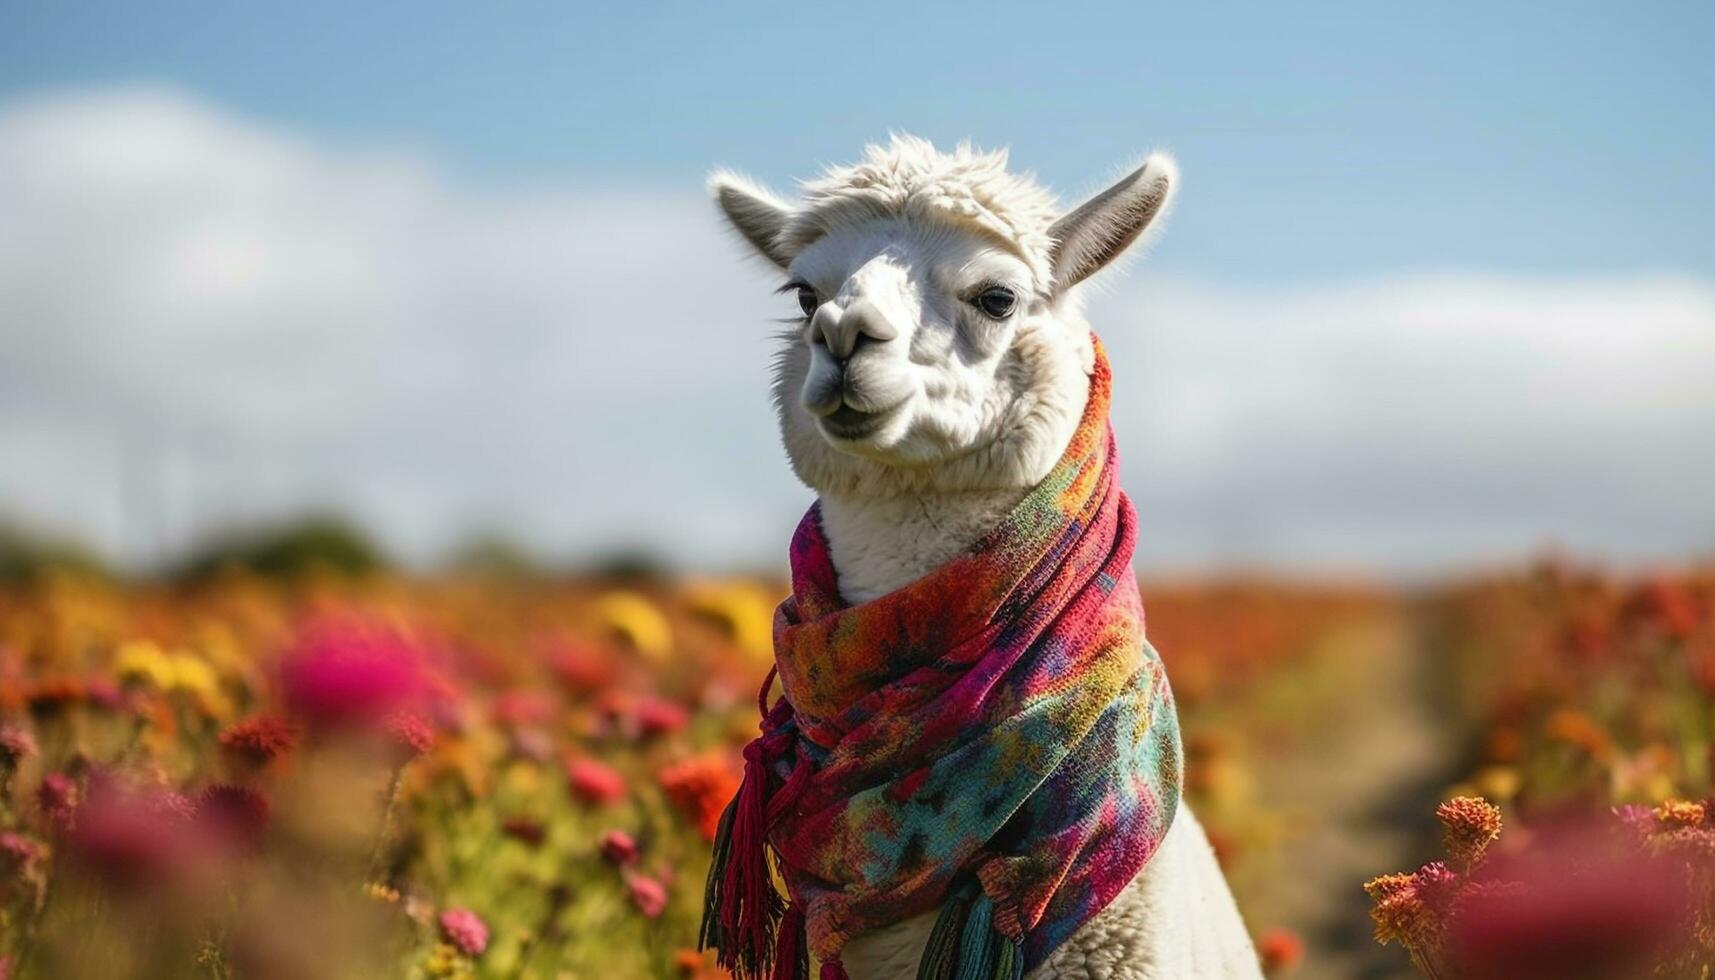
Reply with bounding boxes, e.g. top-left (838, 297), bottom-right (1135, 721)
top-left (816, 488), bottom-right (1030, 604)
top-left (810, 334), bottom-right (1093, 605)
